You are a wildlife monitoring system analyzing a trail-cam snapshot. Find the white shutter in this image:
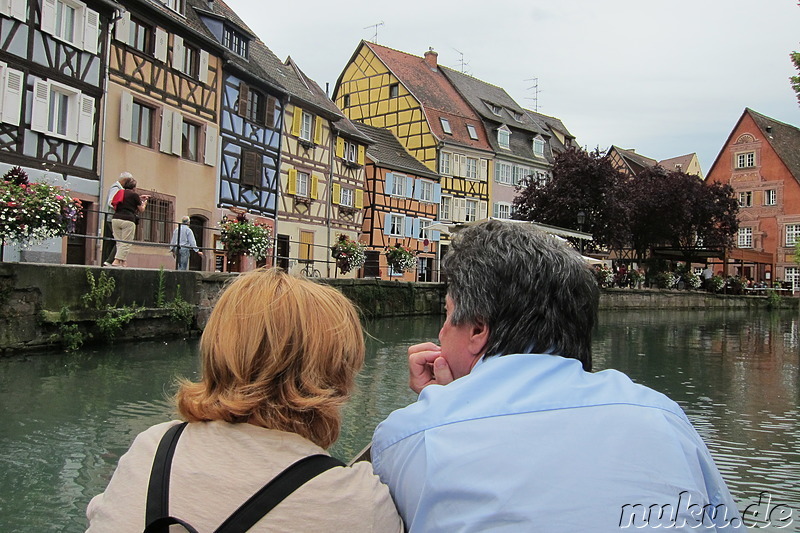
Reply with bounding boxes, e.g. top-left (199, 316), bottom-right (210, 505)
top-left (433, 183), bottom-right (441, 204)
top-left (405, 176), bottom-right (414, 199)
top-left (40, 0), bottom-right (56, 35)
top-left (412, 218), bottom-right (420, 240)
top-left (115, 10), bottom-right (130, 45)
top-left (451, 152), bottom-right (460, 177)
top-left (493, 202), bottom-right (499, 219)
top-left (171, 112), bottom-right (183, 156)
top-left (204, 123), bottom-right (218, 166)
top-left (198, 50), bottom-right (209, 84)
top-left (480, 159), bottom-right (488, 180)
top-left (459, 155), bottom-right (467, 177)
top-left (118, 90), bottom-right (132, 141)
top-left (2, 67), bottom-right (23, 126)
top-left (455, 198), bottom-right (466, 222)
top-left (478, 200), bottom-right (487, 221)
top-left (383, 213), bottom-right (392, 236)
top-left (9, 0), bottom-right (26, 22)
top-left (154, 27), bottom-right (168, 63)
top-left (385, 172), bottom-right (394, 196)
top-left (412, 179), bottom-right (421, 200)
top-left (77, 93), bottom-right (94, 145)
top-left (83, 8), bottom-right (99, 54)
top-left (30, 79), bottom-right (49, 133)
top-left (172, 35), bottom-right (184, 72)
top-left (404, 216), bottom-right (413, 238)
top-left (159, 108), bottom-right (173, 153)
